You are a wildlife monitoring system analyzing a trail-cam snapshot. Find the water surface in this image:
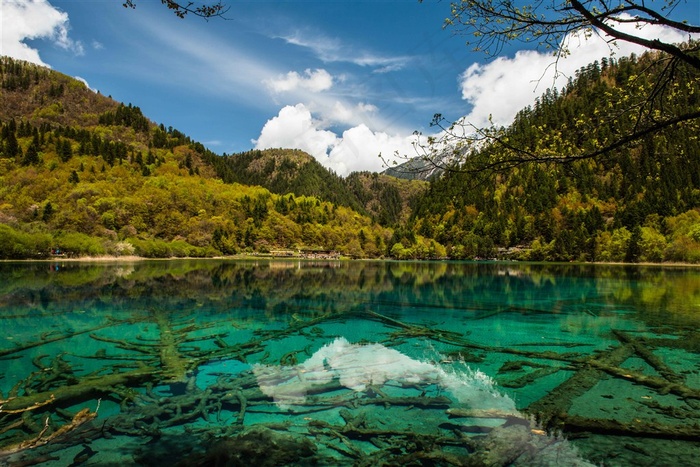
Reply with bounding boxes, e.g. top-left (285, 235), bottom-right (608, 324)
top-left (1, 260), bottom-right (699, 465)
